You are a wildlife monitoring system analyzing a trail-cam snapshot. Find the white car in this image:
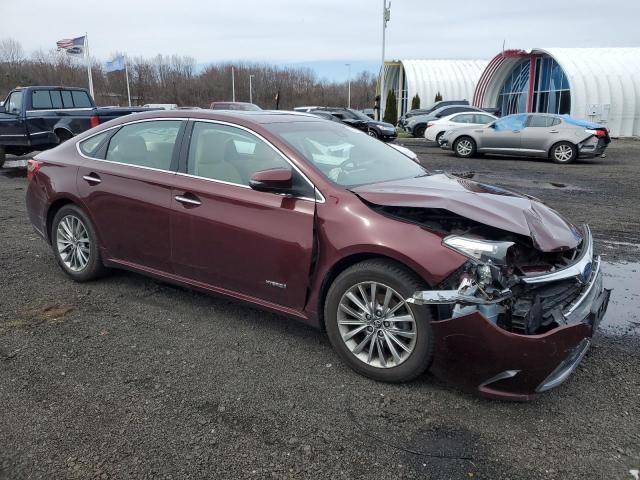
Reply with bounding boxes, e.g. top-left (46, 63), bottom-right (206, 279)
top-left (424, 112), bottom-right (498, 143)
